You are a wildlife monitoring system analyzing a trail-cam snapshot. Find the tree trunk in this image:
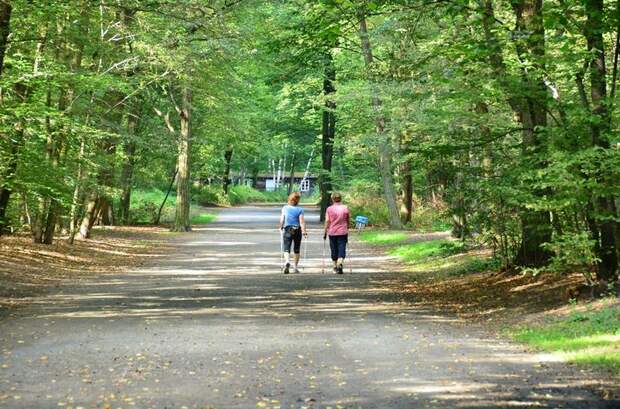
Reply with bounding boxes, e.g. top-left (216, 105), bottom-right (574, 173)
top-left (481, 0), bottom-right (551, 266)
top-left (0, 1), bottom-right (11, 76)
top-left (119, 106), bottom-right (140, 225)
top-left (155, 167), bottom-right (177, 225)
top-left (320, 52), bottom-right (336, 221)
top-left (0, 127), bottom-right (20, 235)
top-left (42, 83), bottom-right (71, 245)
top-left (402, 160), bottom-right (413, 224)
top-left (584, 0), bottom-right (619, 281)
top-left (0, 81), bottom-right (29, 234)
top-left (79, 192), bottom-right (98, 239)
top-left (118, 141), bottom-right (136, 225)
top-left (0, 5), bottom-right (10, 215)
top-left (252, 168), bottom-right (258, 188)
top-left (173, 87), bottom-right (192, 232)
top-left (33, 85), bottom-right (58, 244)
top-left (400, 134), bottom-right (413, 224)
top-left (68, 138), bottom-right (86, 244)
top-left (223, 146), bottom-right (233, 194)
top-left (511, 0), bottom-right (553, 267)
top-left (357, 9), bottom-right (403, 229)
top-left (288, 152), bottom-right (296, 195)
